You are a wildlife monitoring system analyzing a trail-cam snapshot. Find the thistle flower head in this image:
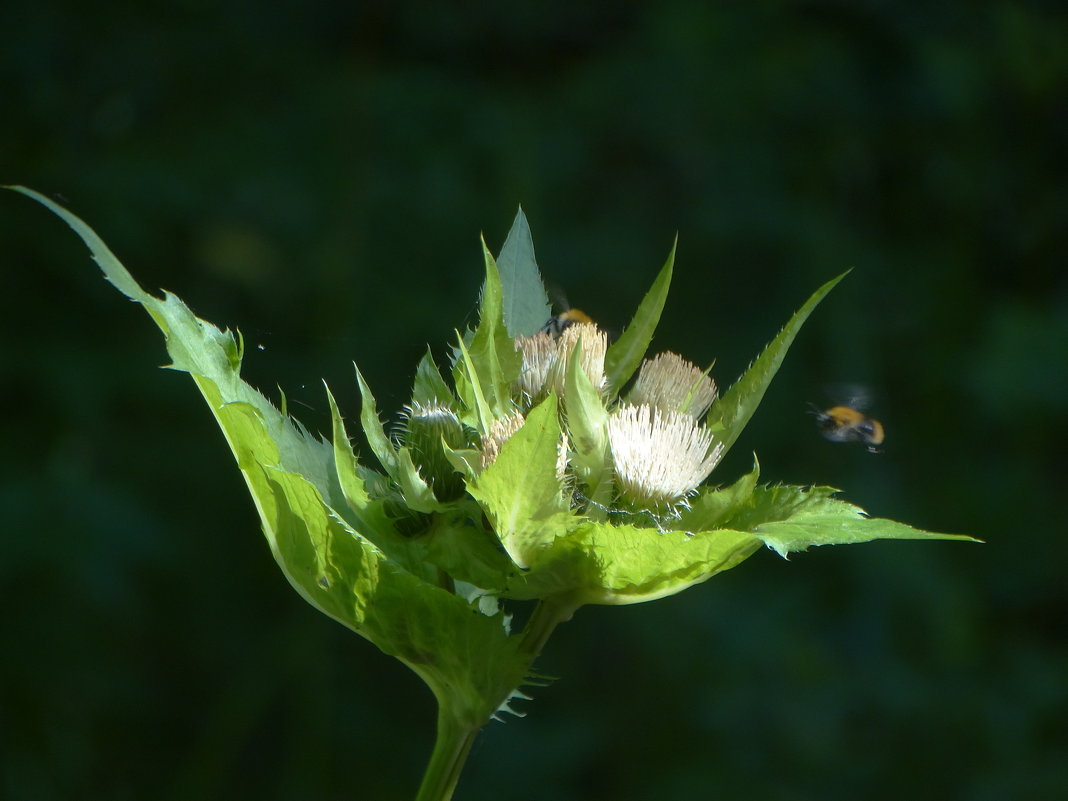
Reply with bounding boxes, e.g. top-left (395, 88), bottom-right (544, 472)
top-left (606, 403), bottom-right (724, 510)
top-left (629, 351), bottom-right (717, 419)
top-left (550, 322), bottom-right (607, 394)
top-left (514, 332), bottom-right (555, 401)
top-left (514, 322), bottom-right (607, 404)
